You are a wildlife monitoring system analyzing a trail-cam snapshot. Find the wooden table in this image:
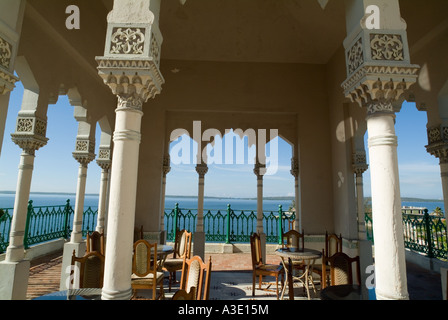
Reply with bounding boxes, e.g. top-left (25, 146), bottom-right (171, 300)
top-left (157, 245), bottom-right (174, 271)
top-left (275, 248), bottom-right (322, 300)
